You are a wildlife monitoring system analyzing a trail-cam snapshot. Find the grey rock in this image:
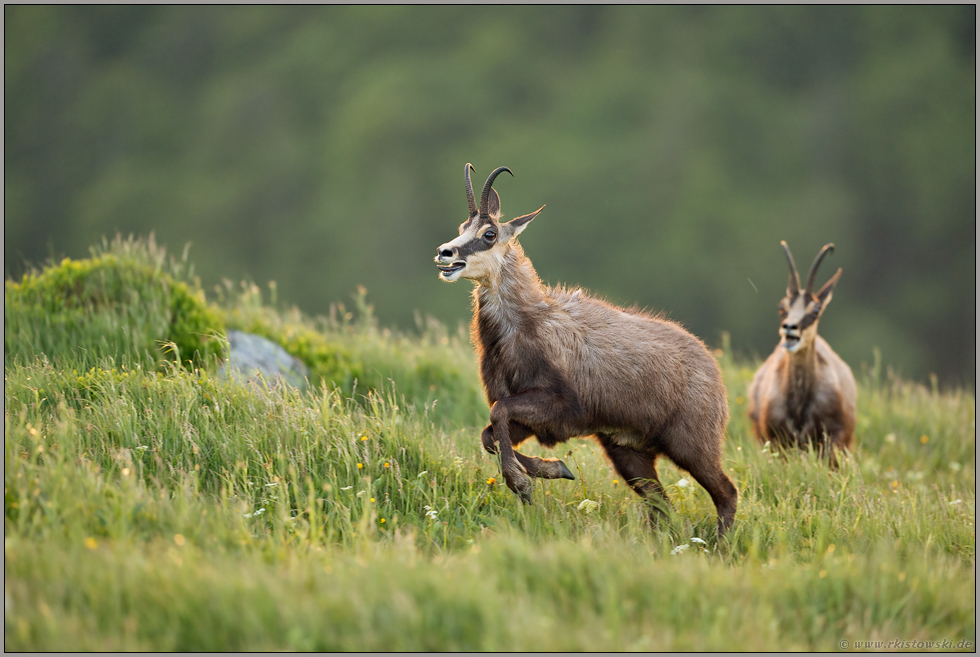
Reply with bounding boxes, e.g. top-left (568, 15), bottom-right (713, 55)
top-left (219, 330), bottom-right (310, 390)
